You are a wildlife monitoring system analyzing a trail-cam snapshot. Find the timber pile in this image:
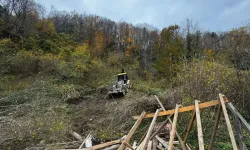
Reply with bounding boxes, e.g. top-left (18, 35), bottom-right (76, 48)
top-left (59, 93), bottom-right (250, 150)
